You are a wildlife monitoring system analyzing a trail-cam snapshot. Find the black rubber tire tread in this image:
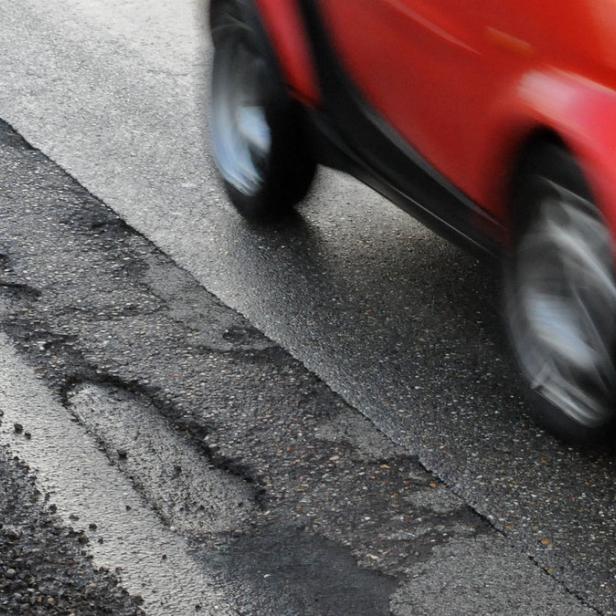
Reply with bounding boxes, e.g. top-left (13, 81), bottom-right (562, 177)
top-left (504, 143), bottom-right (615, 444)
top-left (210, 0), bottom-right (316, 221)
